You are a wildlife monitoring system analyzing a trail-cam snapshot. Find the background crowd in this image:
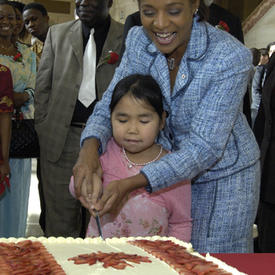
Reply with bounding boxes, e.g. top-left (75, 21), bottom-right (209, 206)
top-left (0, 0), bottom-right (275, 254)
